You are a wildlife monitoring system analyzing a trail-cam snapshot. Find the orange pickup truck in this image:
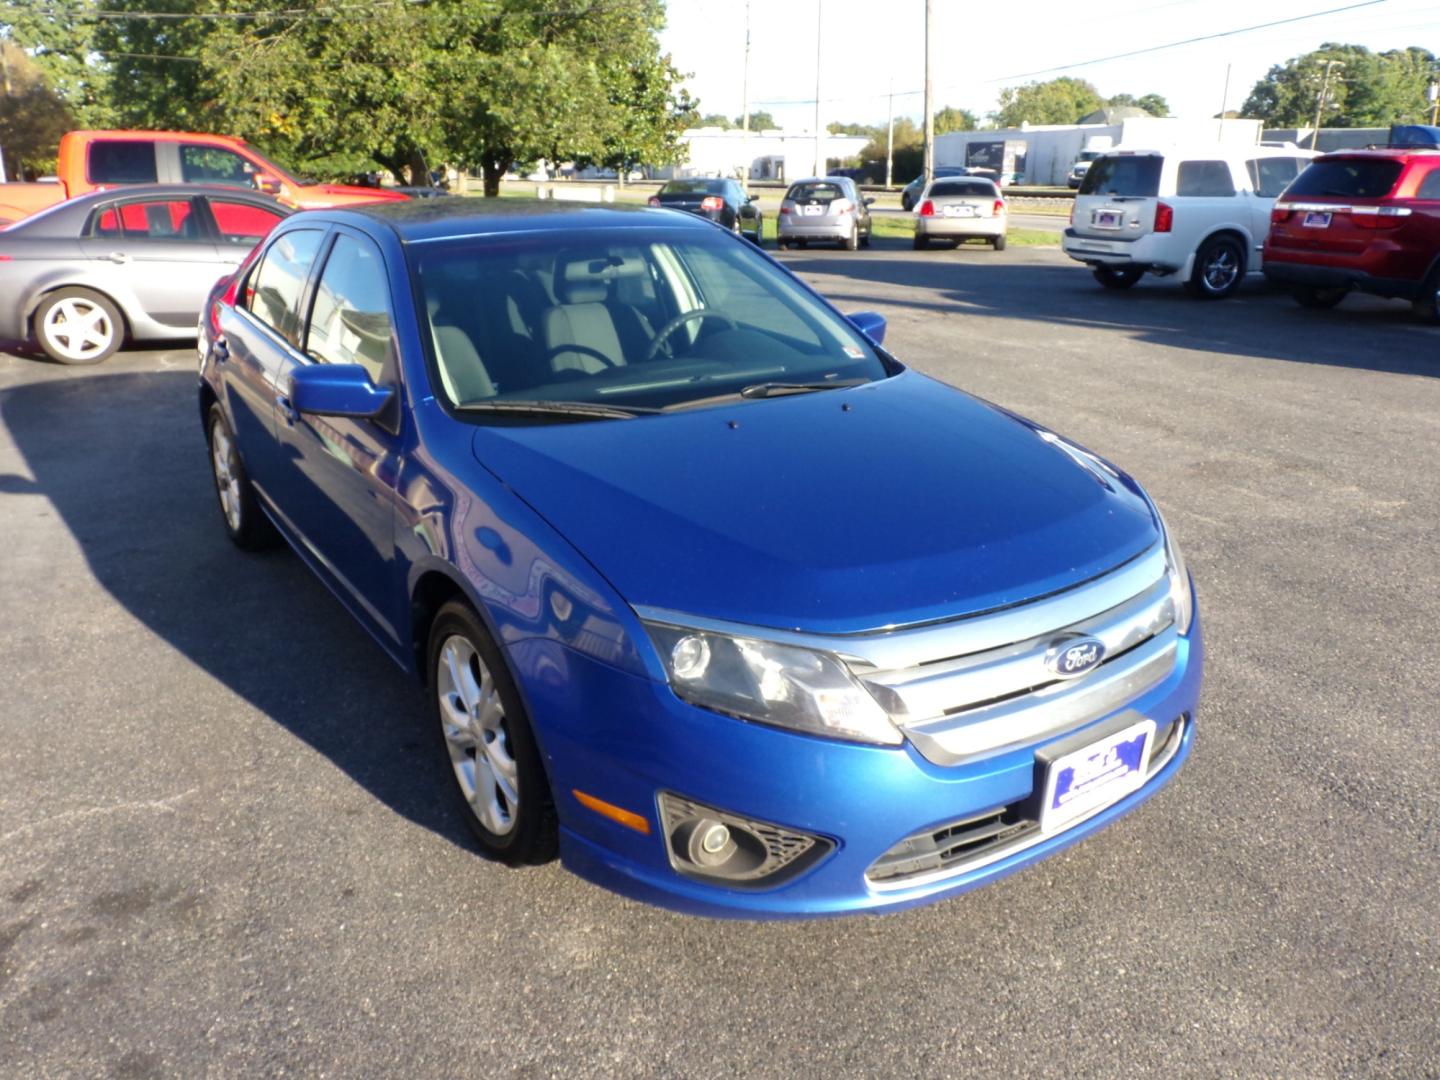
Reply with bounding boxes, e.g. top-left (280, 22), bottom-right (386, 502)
top-left (0, 130), bottom-right (407, 227)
